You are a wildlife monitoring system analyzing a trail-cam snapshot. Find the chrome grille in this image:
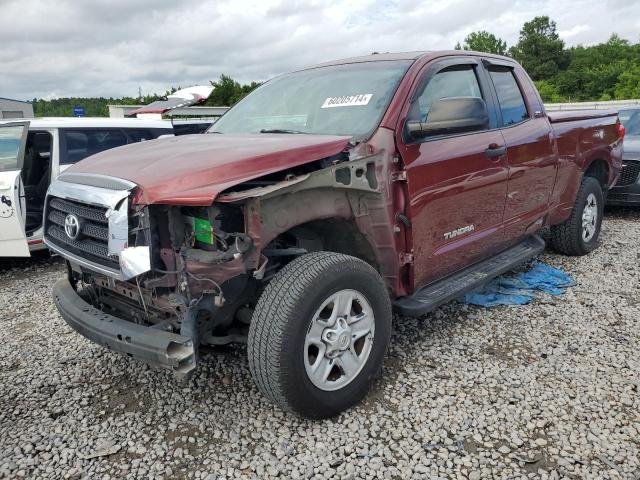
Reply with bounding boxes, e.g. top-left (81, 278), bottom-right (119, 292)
top-left (49, 197), bottom-right (109, 223)
top-left (47, 209), bottom-right (109, 242)
top-left (615, 160), bottom-right (640, 187)
top-left (44, 196), bottom-right (119, 269)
